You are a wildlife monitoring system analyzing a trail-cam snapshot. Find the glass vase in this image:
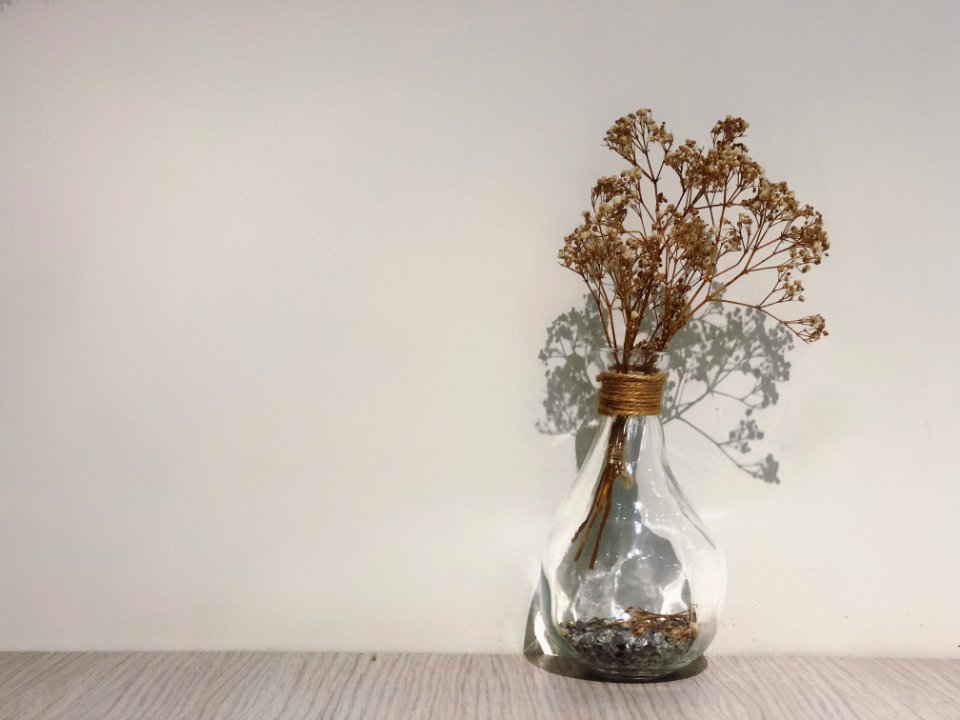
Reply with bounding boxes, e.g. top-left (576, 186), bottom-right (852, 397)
top-left (537, 353), bottom-right (725, 679)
